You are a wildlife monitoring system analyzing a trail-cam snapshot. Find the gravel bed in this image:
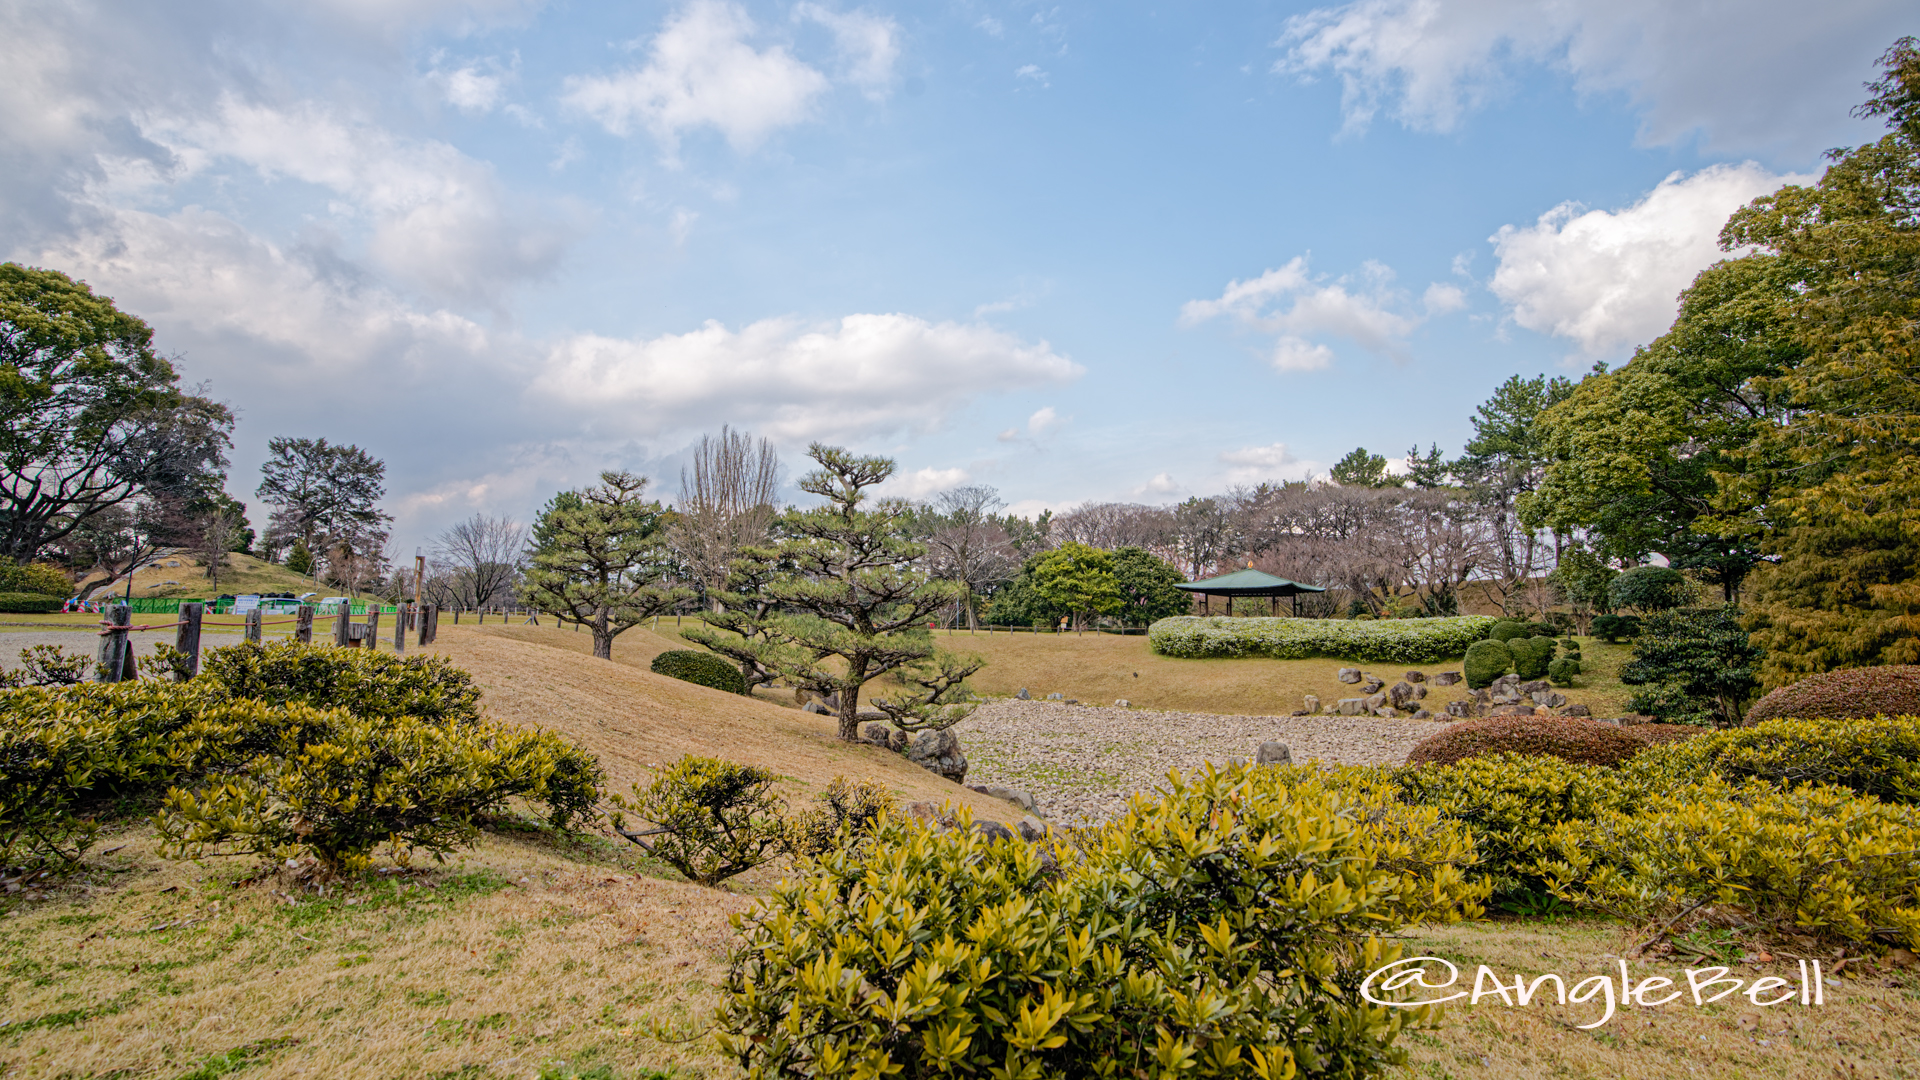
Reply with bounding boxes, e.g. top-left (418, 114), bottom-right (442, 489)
top-left (957, 699), bottom-right (1452, 827)
top-left (0, 630), bottom-right (251, 675)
